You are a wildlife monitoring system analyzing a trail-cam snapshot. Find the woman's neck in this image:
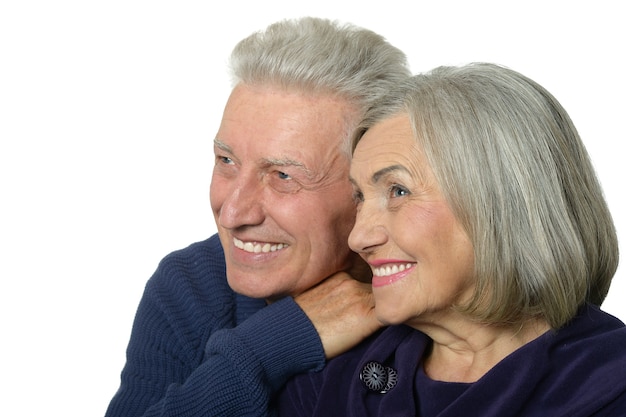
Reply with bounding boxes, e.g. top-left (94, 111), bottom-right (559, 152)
top-left (417, 315), bottom-right (550, 383)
